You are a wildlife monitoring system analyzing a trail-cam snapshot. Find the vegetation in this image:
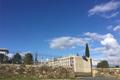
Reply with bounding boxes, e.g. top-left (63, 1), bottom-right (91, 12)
top-left (97, 60), bottom-right (109, 68)
top-left (0, 52), bottom-right (35, 65)
top-left (85, 43), bottom-right (90, 58)
top-left (0, 54), bottom-right (8, 63)
top-left (0, 74), bottom-right (39, 80)
top-left (12, 53), bottom-right (22, 64)
top-left (23, 53), bottom-right (33, 64)
top-left (0, 74), bottom-right (75, 80)
top-left (0, 65), bottom-right (75, 79)
top-left (115, 65), bottom-right (119, 68)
